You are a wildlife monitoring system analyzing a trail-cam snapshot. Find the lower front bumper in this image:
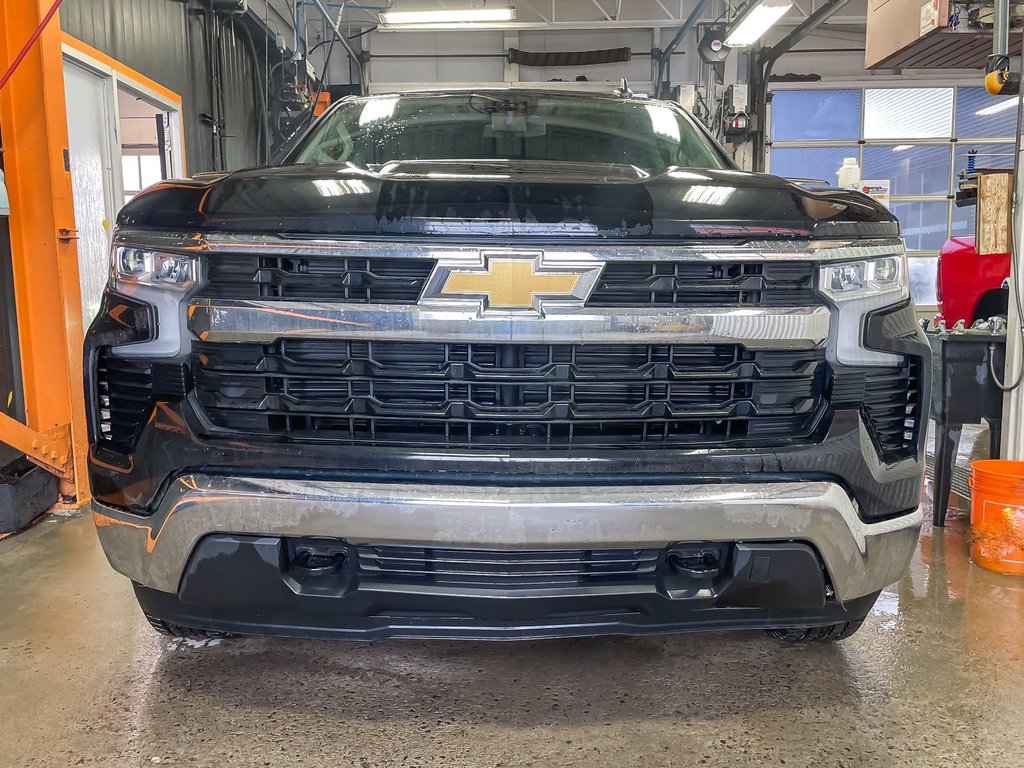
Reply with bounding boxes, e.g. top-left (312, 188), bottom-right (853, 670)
top-left (94, 475), bottom-right (920, 633)
top-left (132, 575), bottom-right (884, 641)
